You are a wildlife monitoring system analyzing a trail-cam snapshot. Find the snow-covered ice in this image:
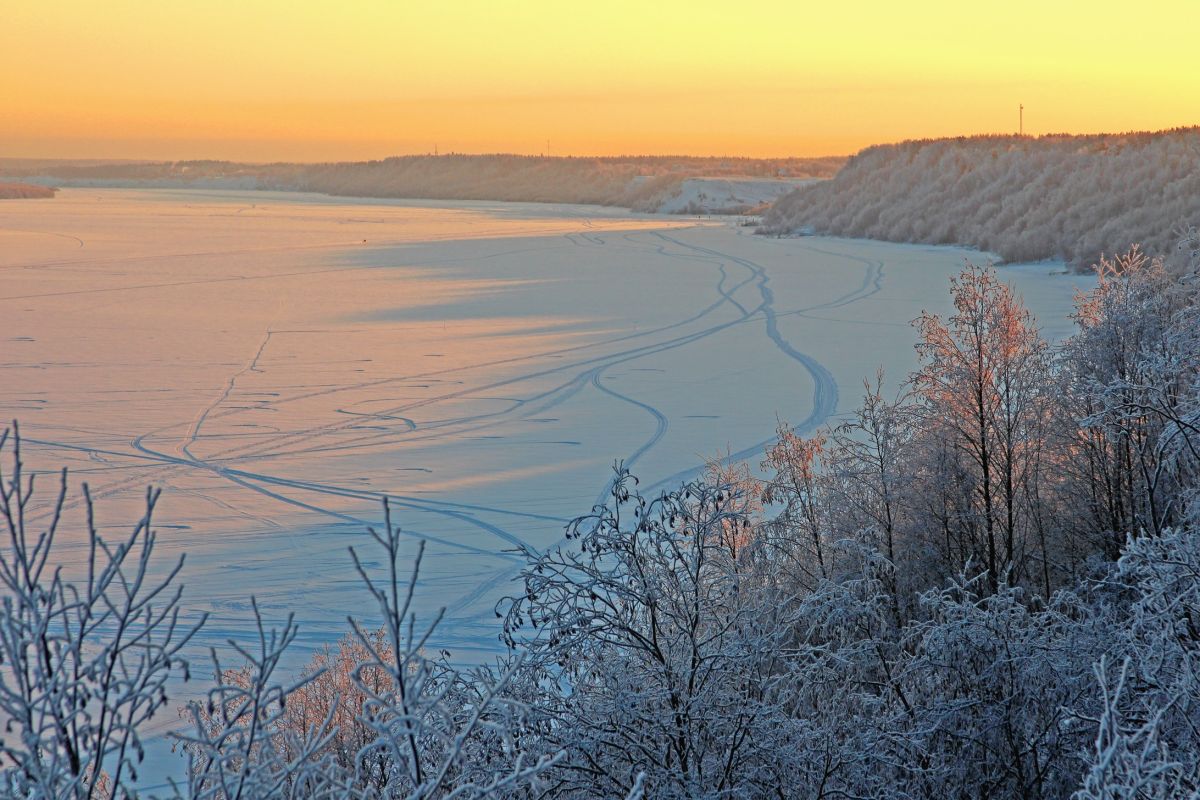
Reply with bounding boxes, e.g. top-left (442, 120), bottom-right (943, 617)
top-left (1, 188), bottom-right (1090, 656)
